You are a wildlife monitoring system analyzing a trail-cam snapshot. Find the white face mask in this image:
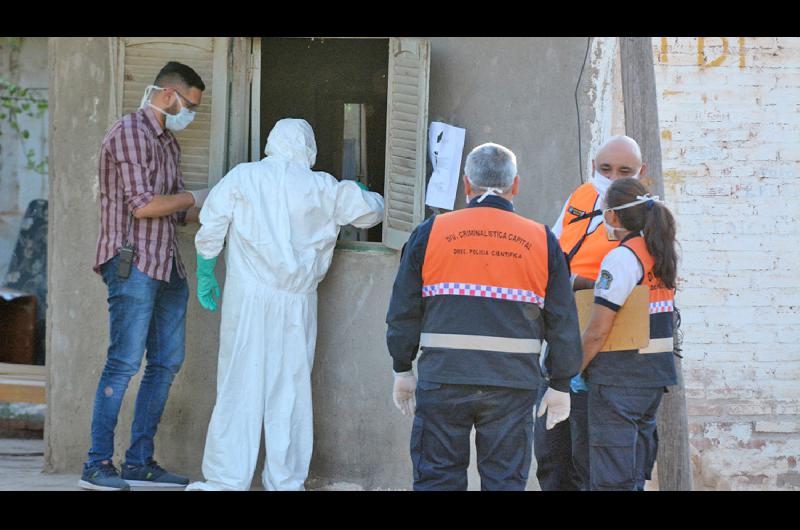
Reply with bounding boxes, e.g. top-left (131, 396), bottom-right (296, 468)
top-left (592, 168), bottom-right (641, 198)
top-left (603, 210), bottom-right (621, 241)
top-left (140, 85), bottom-right (196, 132)
top-left (602, 193), bottom-right (662, 240)
top-left (592, 170), bottom-right (613, 197)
